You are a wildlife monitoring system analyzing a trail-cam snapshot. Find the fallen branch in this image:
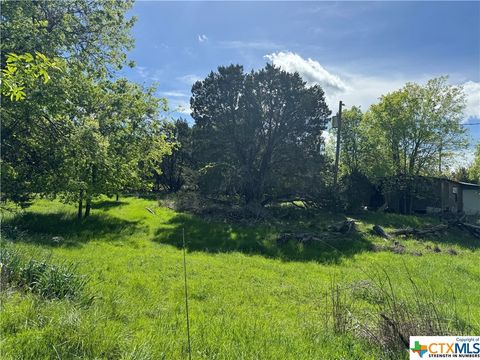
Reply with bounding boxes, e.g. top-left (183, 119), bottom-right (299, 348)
top-left (387, 216), bottom-right (479, 239)
top-left (389, 224), bottom-right (448, 237)
top-left (328, 219), bottom-right (357, 234)
top-left (456, 222), bottom-right (480, 239)
top-left (373, 225), bottom-right (391, 239)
